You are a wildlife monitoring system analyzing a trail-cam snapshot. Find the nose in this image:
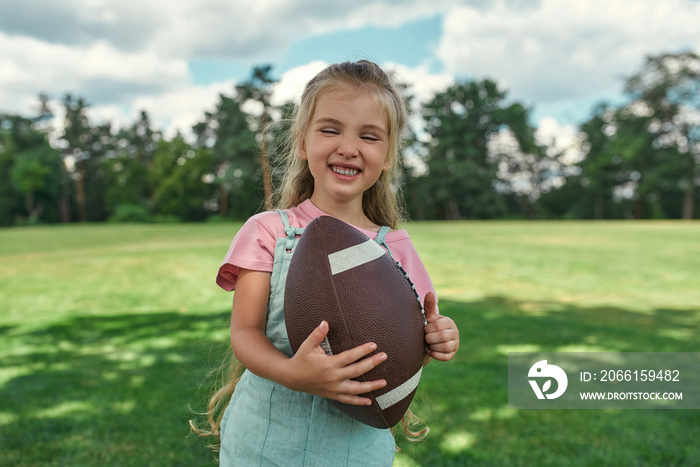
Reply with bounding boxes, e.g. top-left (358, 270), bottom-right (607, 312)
top-left (337, 137), bottom-right (359, 158)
